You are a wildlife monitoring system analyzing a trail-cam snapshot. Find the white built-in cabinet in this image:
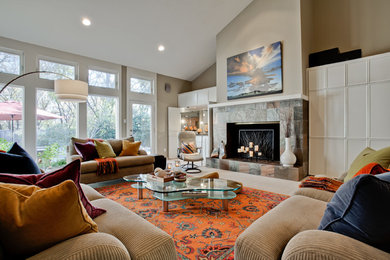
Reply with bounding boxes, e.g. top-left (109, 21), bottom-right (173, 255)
top-left (178, 87), bottom-right (216, 107)
top-left (308, 52), bottom-right (390, 177)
